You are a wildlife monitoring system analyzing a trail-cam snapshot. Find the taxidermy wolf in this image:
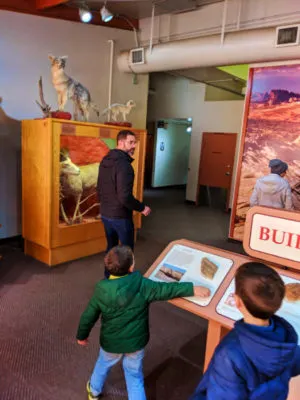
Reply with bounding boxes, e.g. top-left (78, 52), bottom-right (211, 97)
top-left (102, 100), bottom-right (136, 122)
top-left (48, 55), bottom-right (99, 121)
